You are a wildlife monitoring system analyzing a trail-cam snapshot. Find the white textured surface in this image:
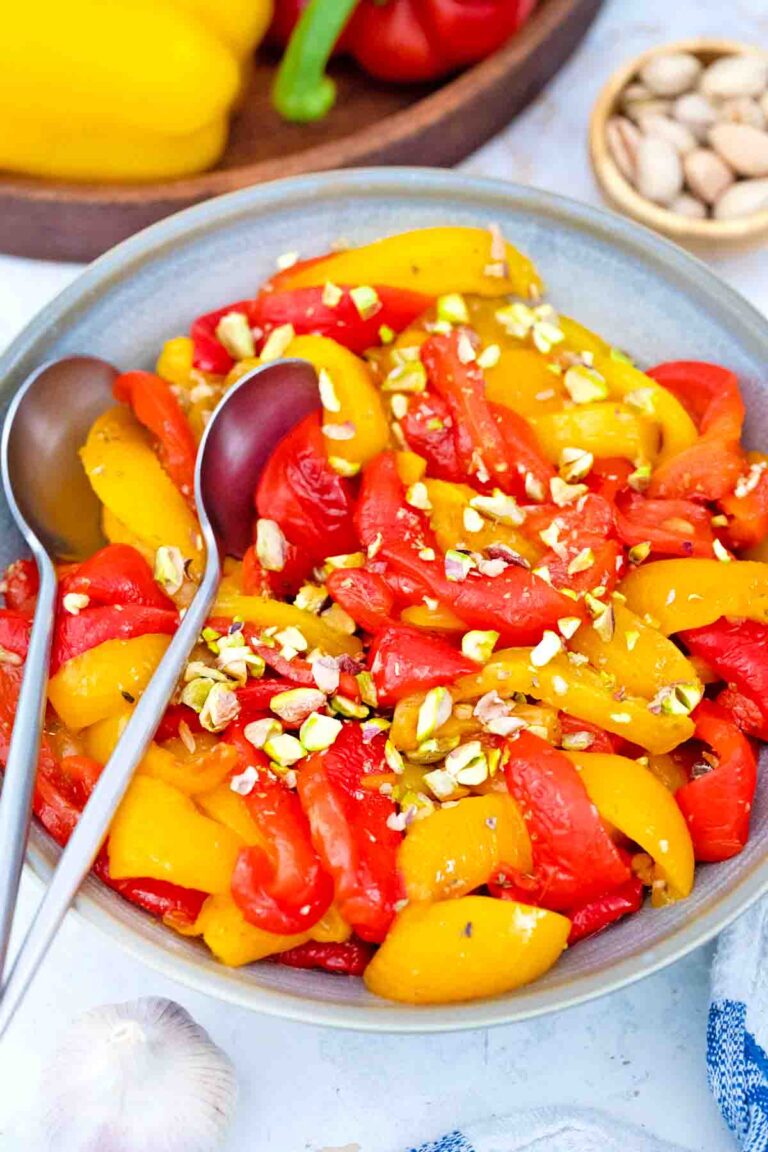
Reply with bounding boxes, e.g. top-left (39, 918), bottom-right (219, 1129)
top-left (1, 0), bottom-right (767, 1147)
